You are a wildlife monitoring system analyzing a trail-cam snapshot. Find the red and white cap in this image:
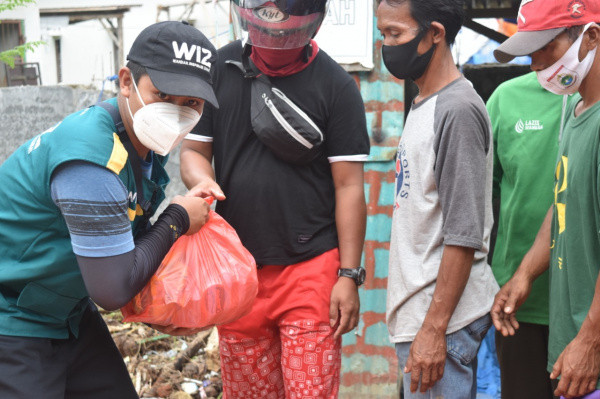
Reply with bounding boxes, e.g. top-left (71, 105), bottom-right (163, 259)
top-left (494, 0), bottom-right (600, 63)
